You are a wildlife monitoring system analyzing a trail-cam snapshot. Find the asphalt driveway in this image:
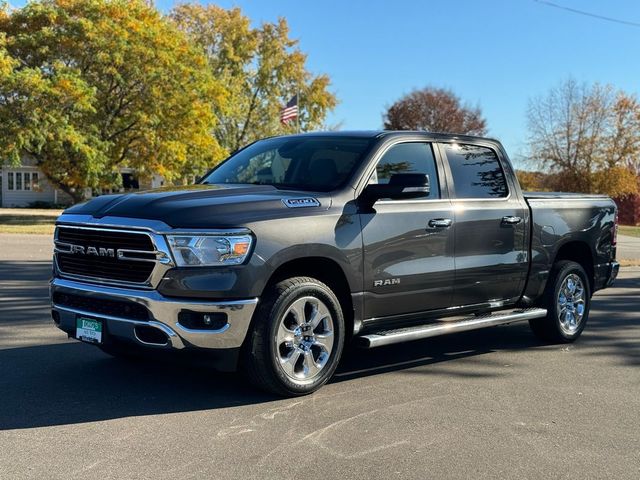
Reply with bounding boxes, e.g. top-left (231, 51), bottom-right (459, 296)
top-left (0, 235), bottom-right (638, 479)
